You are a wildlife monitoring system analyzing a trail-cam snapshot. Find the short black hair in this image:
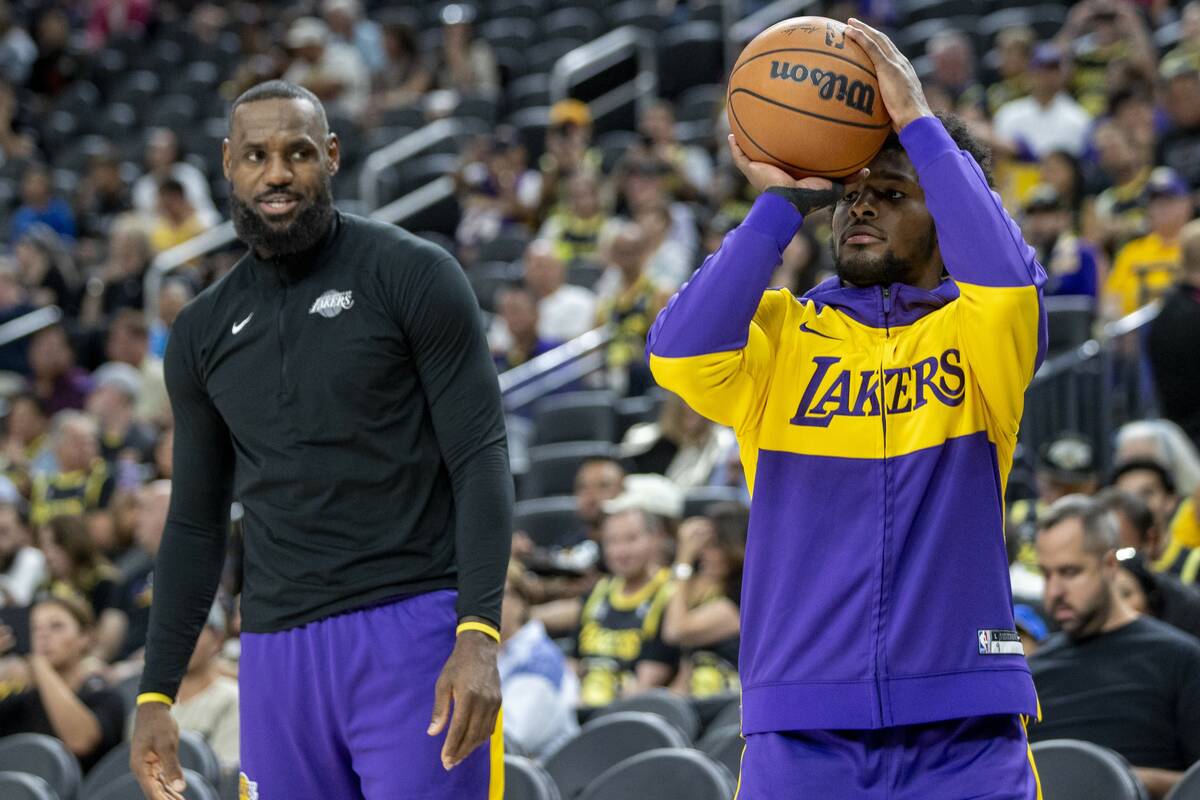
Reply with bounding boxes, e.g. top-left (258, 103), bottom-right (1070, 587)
top-left (1110, 458), bottom-right (1177, 496)
top-left (158, 177), bottom-right (185, 197)
top-left (880, 111), bottom-right (994, 187)
top-left (229, 80), bottom-right (329, 139)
